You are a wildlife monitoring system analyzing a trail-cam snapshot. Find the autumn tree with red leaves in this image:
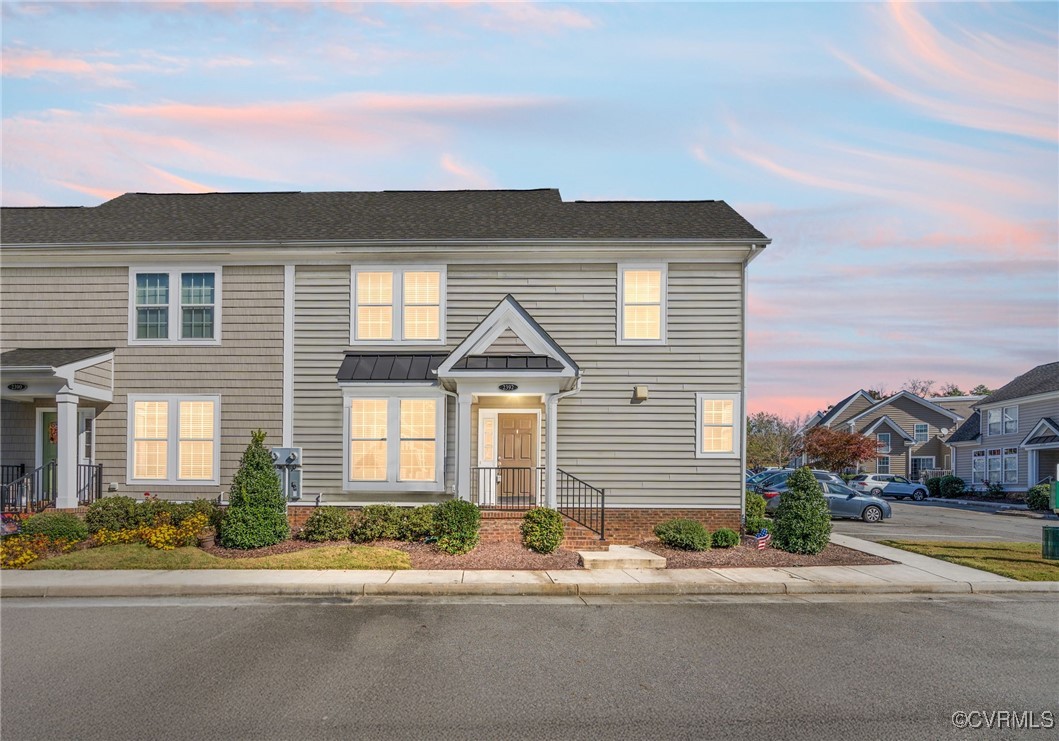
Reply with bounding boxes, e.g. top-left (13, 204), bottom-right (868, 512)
top-left (797, 426), bottom-right (880, 472)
